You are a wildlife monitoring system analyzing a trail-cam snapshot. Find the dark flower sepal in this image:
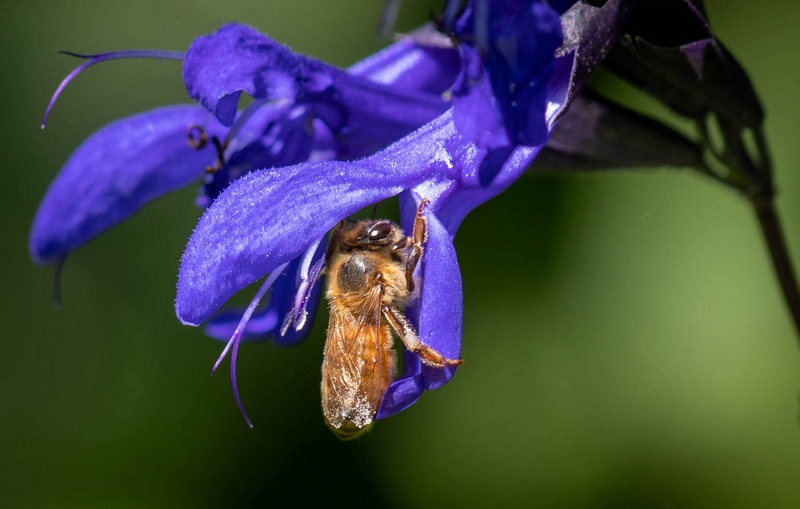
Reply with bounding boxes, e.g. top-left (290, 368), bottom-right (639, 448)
top-left (531, 90), bottom-right (707, 172)
top-left (603, 0), bottom-right (771, 197)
